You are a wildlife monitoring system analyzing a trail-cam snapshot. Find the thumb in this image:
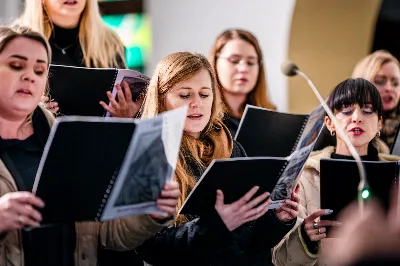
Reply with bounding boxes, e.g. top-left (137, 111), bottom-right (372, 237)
top-left (215, 189), bottom-right (224, 207)
top-left (295, 183), bottom-right (300, 193)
